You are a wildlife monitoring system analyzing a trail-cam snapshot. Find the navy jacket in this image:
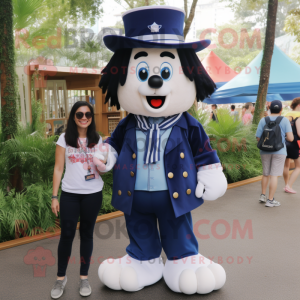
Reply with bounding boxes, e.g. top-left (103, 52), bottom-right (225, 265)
top-left (106, 112), bottom-right (220, 218)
